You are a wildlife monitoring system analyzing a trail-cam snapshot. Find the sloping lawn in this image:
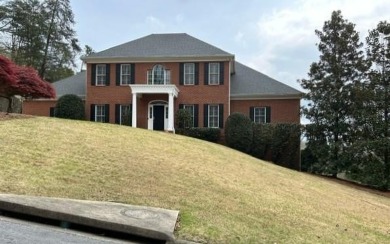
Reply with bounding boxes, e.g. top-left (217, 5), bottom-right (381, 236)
top-left (1, 115), bottom-right (390, 243)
